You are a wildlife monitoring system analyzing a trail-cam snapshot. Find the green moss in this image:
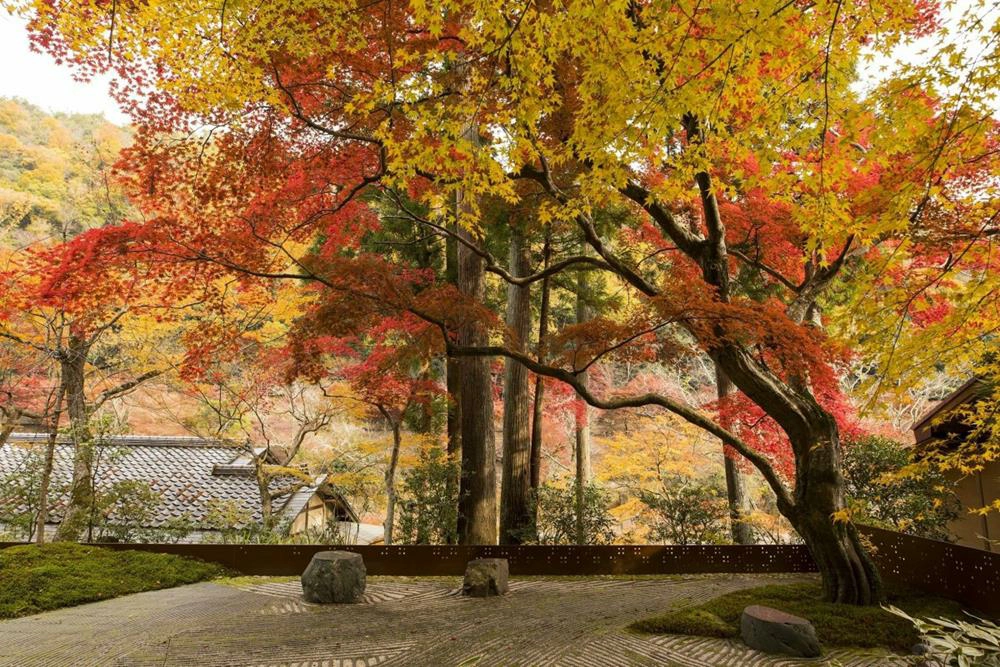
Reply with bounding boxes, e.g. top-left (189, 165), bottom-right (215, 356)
top-left (630, 582), bottom-right (966, 653)
top-left (217, 575), bottom-right (298, 587)
top-left (0, 543), bottom-right (227, 618)
top-left (649, 608), bottom-right (736, 638)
